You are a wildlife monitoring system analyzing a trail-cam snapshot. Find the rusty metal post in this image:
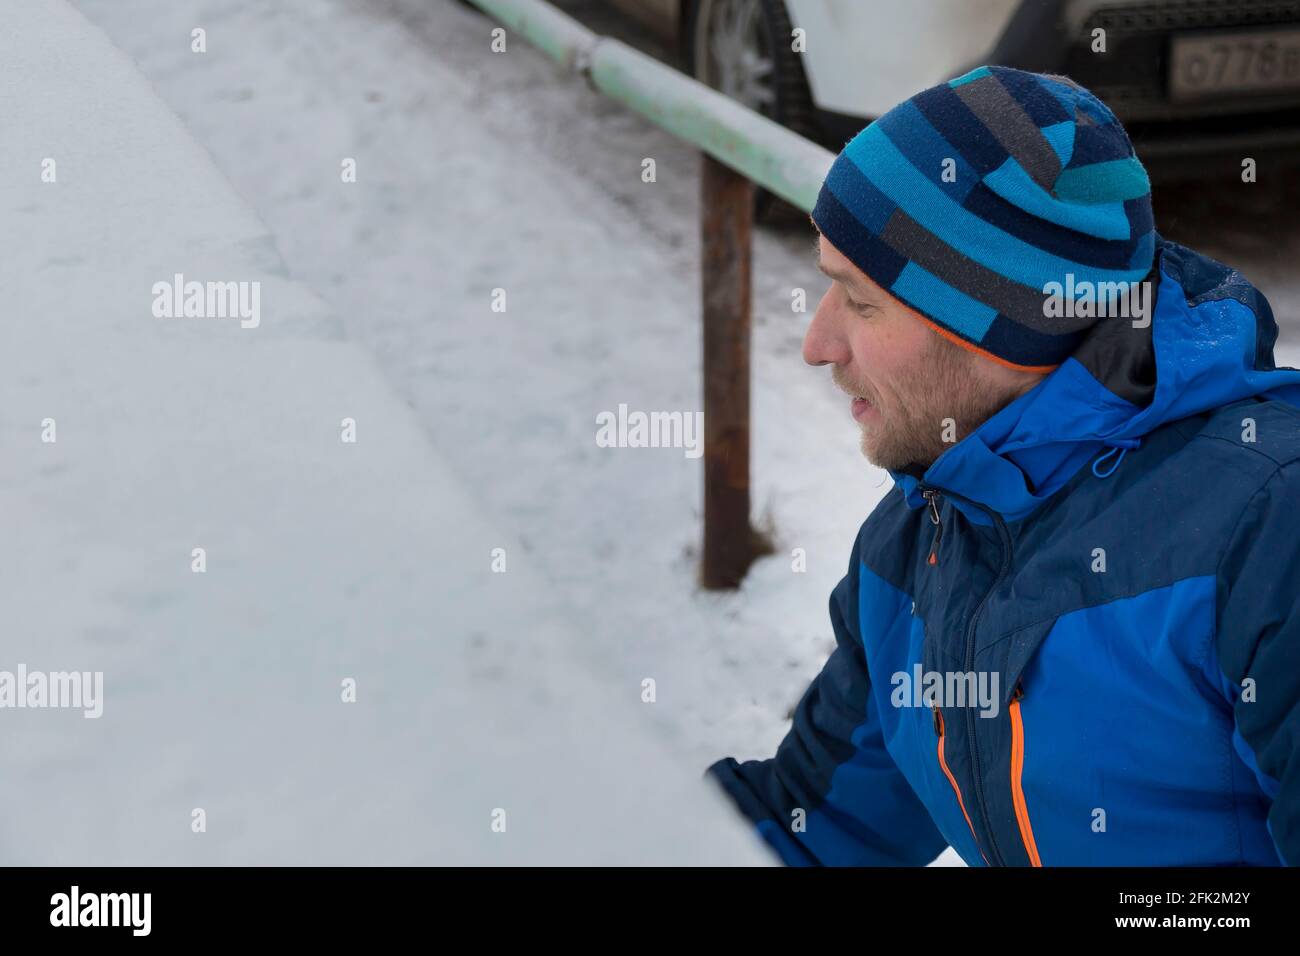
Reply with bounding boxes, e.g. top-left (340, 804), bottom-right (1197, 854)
top-left (700, 153), bottom-right (770, 589)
